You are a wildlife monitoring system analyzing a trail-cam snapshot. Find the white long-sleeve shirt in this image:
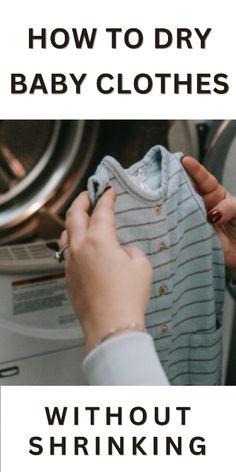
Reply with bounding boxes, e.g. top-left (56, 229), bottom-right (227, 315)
top-left (83, 331), bottom-right (169, 385)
